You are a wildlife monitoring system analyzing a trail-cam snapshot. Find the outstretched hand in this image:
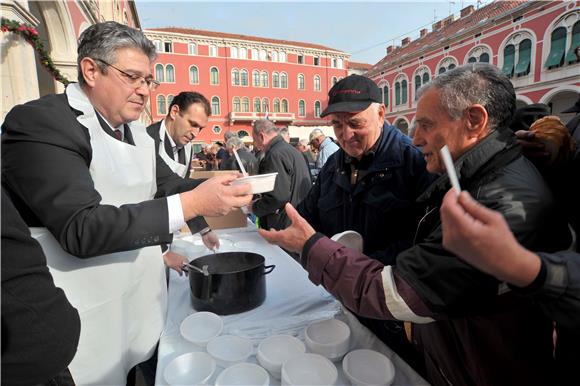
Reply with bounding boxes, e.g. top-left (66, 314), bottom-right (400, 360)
top-left (258, 203), bottom-right (316, 253)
